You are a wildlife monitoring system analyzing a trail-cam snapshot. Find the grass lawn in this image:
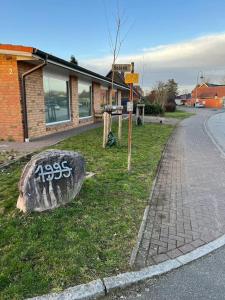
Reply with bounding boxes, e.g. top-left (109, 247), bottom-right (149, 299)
top-left (0, 121), bottom-right (174, 299)
top-left (164, 109), bottom-right (195, 119)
